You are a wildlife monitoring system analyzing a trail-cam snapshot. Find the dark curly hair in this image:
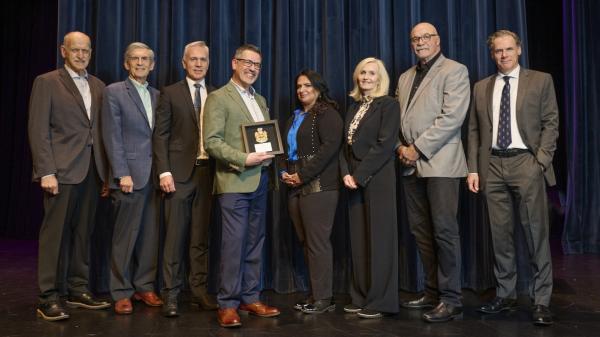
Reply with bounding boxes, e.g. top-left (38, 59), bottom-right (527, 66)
top-left (294, 69), bottom-right (339, 112)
